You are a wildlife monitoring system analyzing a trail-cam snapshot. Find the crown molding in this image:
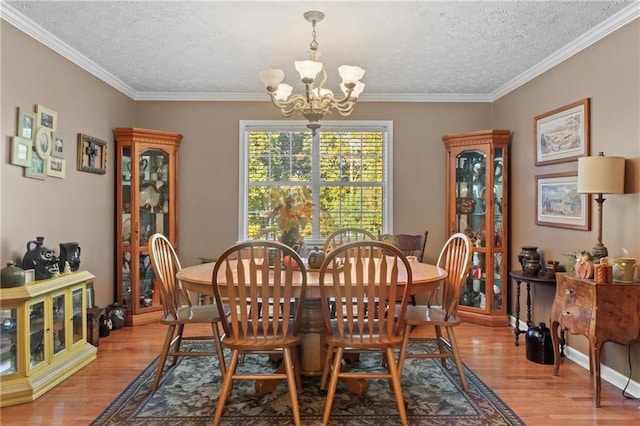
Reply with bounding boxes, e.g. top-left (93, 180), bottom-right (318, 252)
top-left (135, 91), bottom-right (493, 102)
top-left (3, 2), bottom-right (638, 103)
top-left (0, 3), bottom-right (138, 99)
top-left (491, 3), bottom-right (640, 101)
